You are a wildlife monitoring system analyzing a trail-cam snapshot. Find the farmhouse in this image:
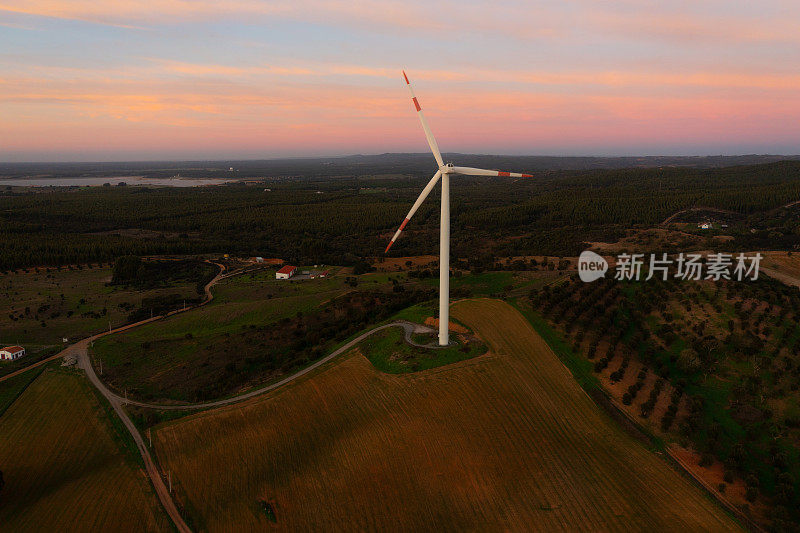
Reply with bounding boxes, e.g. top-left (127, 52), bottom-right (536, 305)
top-left (0, 345), bottom-right (25, 360)
top-left (276, 265), bottom-right (297, 280)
